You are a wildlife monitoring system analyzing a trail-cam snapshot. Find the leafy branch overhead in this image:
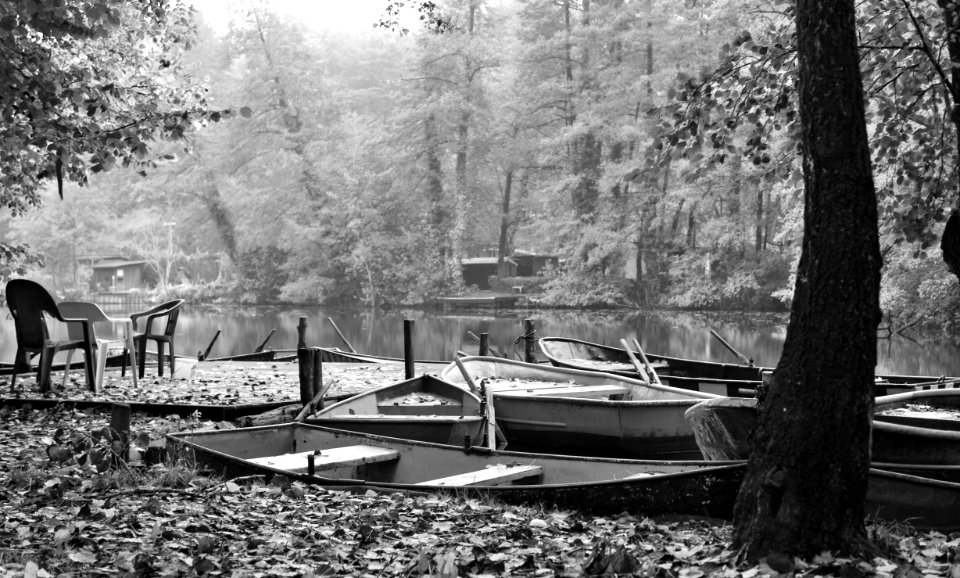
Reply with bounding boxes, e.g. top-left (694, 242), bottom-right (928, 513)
top-left (651, 0), bottom-right (960, 254)
top-left (0, 0), bottom-right (250, 212)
